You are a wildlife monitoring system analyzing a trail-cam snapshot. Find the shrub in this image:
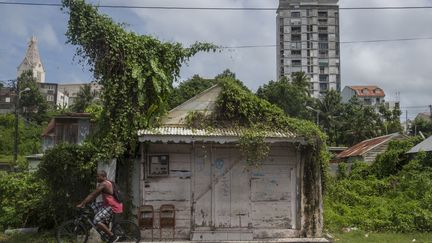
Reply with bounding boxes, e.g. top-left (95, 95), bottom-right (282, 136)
top-left (325, 137), bottom-right (432, 233)
top-left (37, 143), bottom-right (97, 227)
top-left (0, 172), bottom-right (48, 231)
